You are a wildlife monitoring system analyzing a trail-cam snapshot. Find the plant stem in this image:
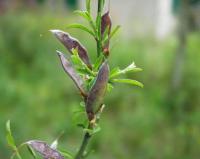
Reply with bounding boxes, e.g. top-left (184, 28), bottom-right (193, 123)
top-left (97, 0), bottom-right (103, 57)
top-left (75, 1), bottom-right (103, 158)
top-left (75, 131), bottom-right (91, 159)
